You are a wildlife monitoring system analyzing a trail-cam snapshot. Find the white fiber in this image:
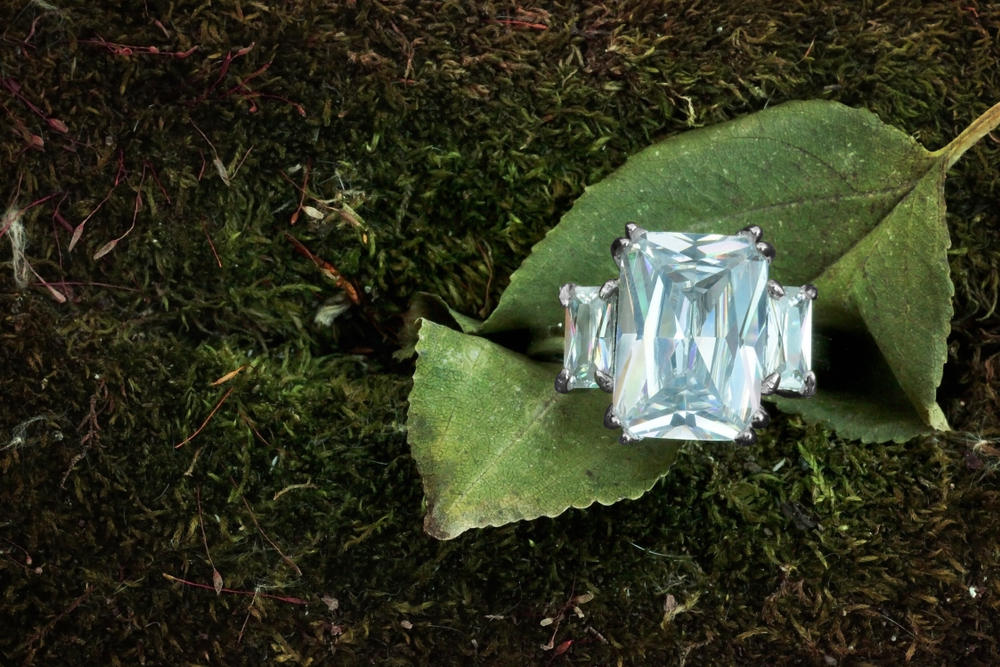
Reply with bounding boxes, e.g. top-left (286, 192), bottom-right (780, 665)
top-left (4, 206), bottom-right (29, 289)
